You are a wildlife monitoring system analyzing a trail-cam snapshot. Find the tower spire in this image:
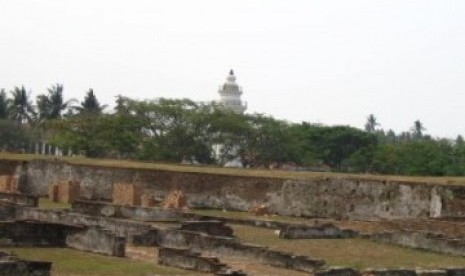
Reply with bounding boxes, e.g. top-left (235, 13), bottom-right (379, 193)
top-left (217, 70), bottom-right (247, 114)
